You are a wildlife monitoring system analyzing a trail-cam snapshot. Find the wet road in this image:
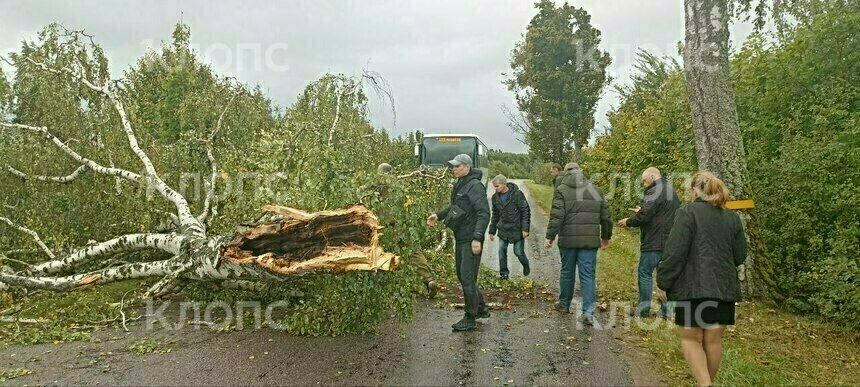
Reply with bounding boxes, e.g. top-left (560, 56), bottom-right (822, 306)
top-left (0, 180), bottom-right (657, 386)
